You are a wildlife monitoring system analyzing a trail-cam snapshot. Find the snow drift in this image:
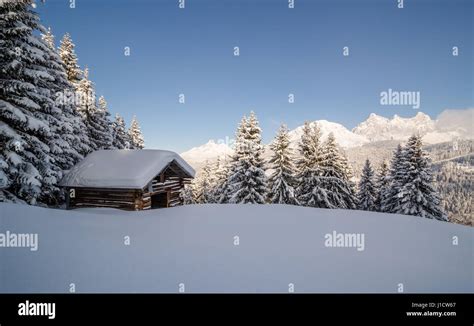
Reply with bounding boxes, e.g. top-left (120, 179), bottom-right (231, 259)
top-left (0, 203), bottom-right (471, 293)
